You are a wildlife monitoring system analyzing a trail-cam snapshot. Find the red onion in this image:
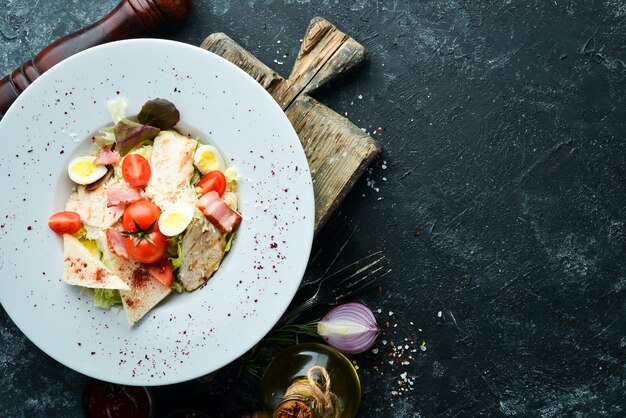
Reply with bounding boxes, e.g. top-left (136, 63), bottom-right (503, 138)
top-left (317, 302), bottom-right (381, 354)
